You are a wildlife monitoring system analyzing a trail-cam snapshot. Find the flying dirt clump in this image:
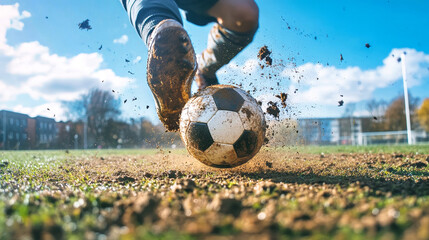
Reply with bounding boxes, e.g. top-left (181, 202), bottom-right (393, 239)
top-left (275, 92), bottom-right (288, 108)
top-left (258, 46), bottom-right (273, 66)
top-left (266, 101), bottom-right (280, 118)
top-left (78, 19), bottom-right (92, 30)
